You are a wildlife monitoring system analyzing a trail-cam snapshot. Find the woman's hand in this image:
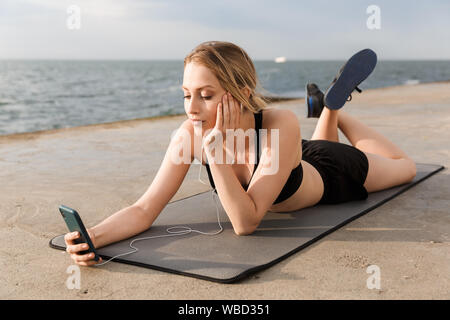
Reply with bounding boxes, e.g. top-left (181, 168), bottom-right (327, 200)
top-left (203, 92), bottom-right (242, 163)
top-left (64, 230), bottom-right (103, 266)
